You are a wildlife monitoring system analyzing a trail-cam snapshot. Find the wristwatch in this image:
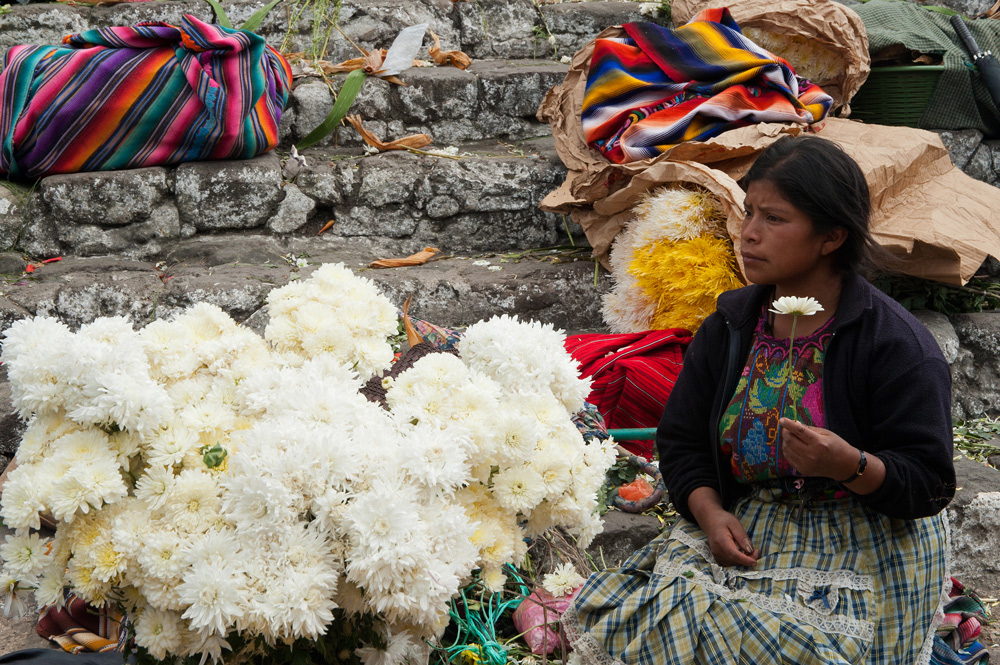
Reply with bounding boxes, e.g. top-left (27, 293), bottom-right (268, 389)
top-left (838, 450), bottom-right (867, 484)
